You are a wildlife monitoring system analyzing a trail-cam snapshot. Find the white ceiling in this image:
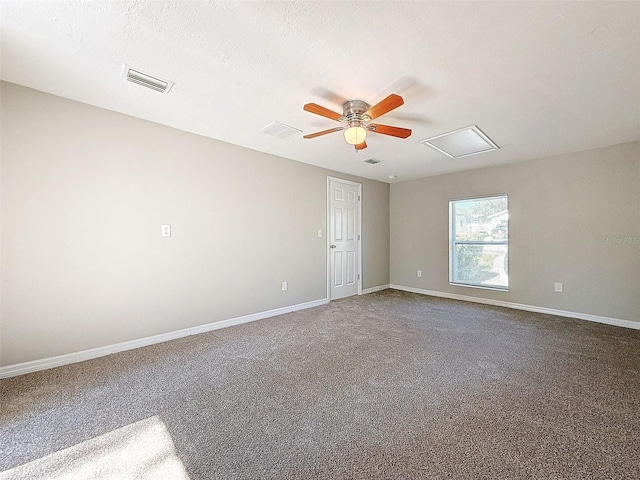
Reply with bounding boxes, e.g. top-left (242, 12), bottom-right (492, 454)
top-left (1, 1), bottom-right (639, 183)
